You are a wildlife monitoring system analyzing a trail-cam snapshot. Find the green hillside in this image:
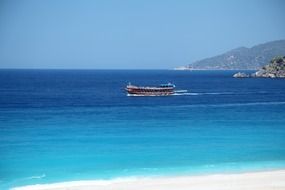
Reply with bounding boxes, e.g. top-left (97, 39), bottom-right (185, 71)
top-left (187, 40), bottom-right (285, 70)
